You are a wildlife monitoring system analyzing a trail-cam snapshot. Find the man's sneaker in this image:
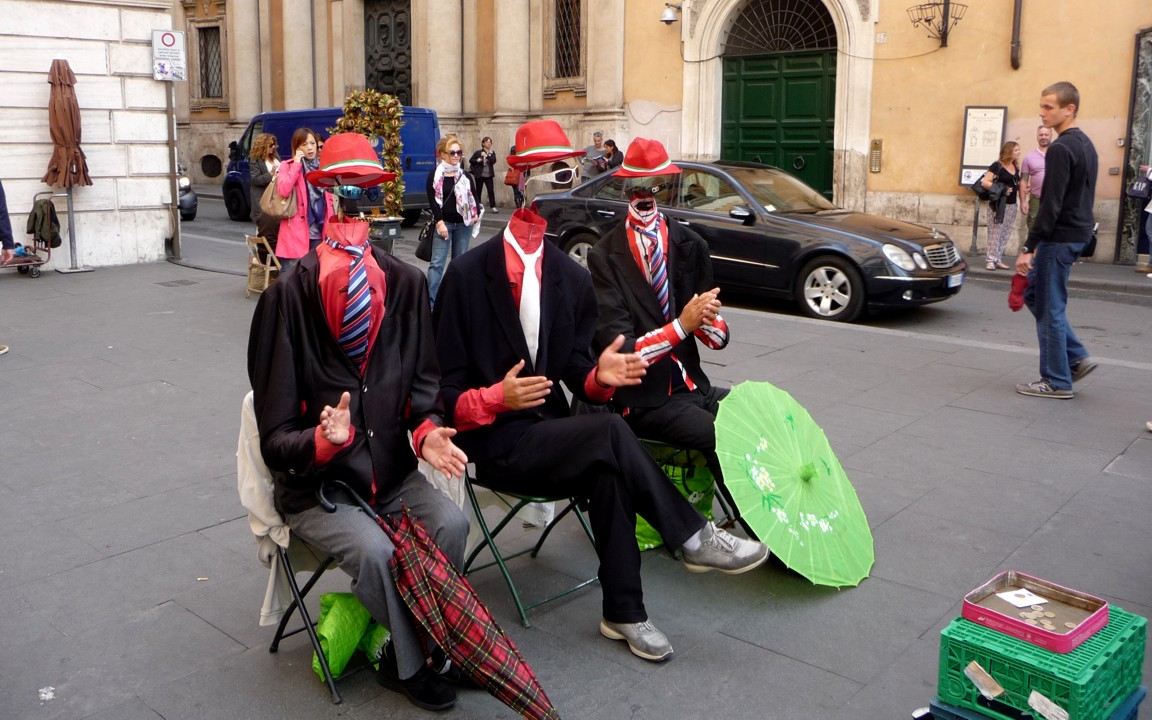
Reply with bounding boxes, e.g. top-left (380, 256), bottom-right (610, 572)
top-left (376, 641), bottom-right (457, 711)
top-left (599, 619), bottom-right (673, 662)
top-left (1145, 421), bottom-right (1152, 433)
top-left (1071, 358), bottom-right (1098, 382)
top-left (681, 522), bottom-right (770, 574)
top-left (0, 344), bottom-right (8, 356)
top-left (1015, 379), bottom-right (1073, 399)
